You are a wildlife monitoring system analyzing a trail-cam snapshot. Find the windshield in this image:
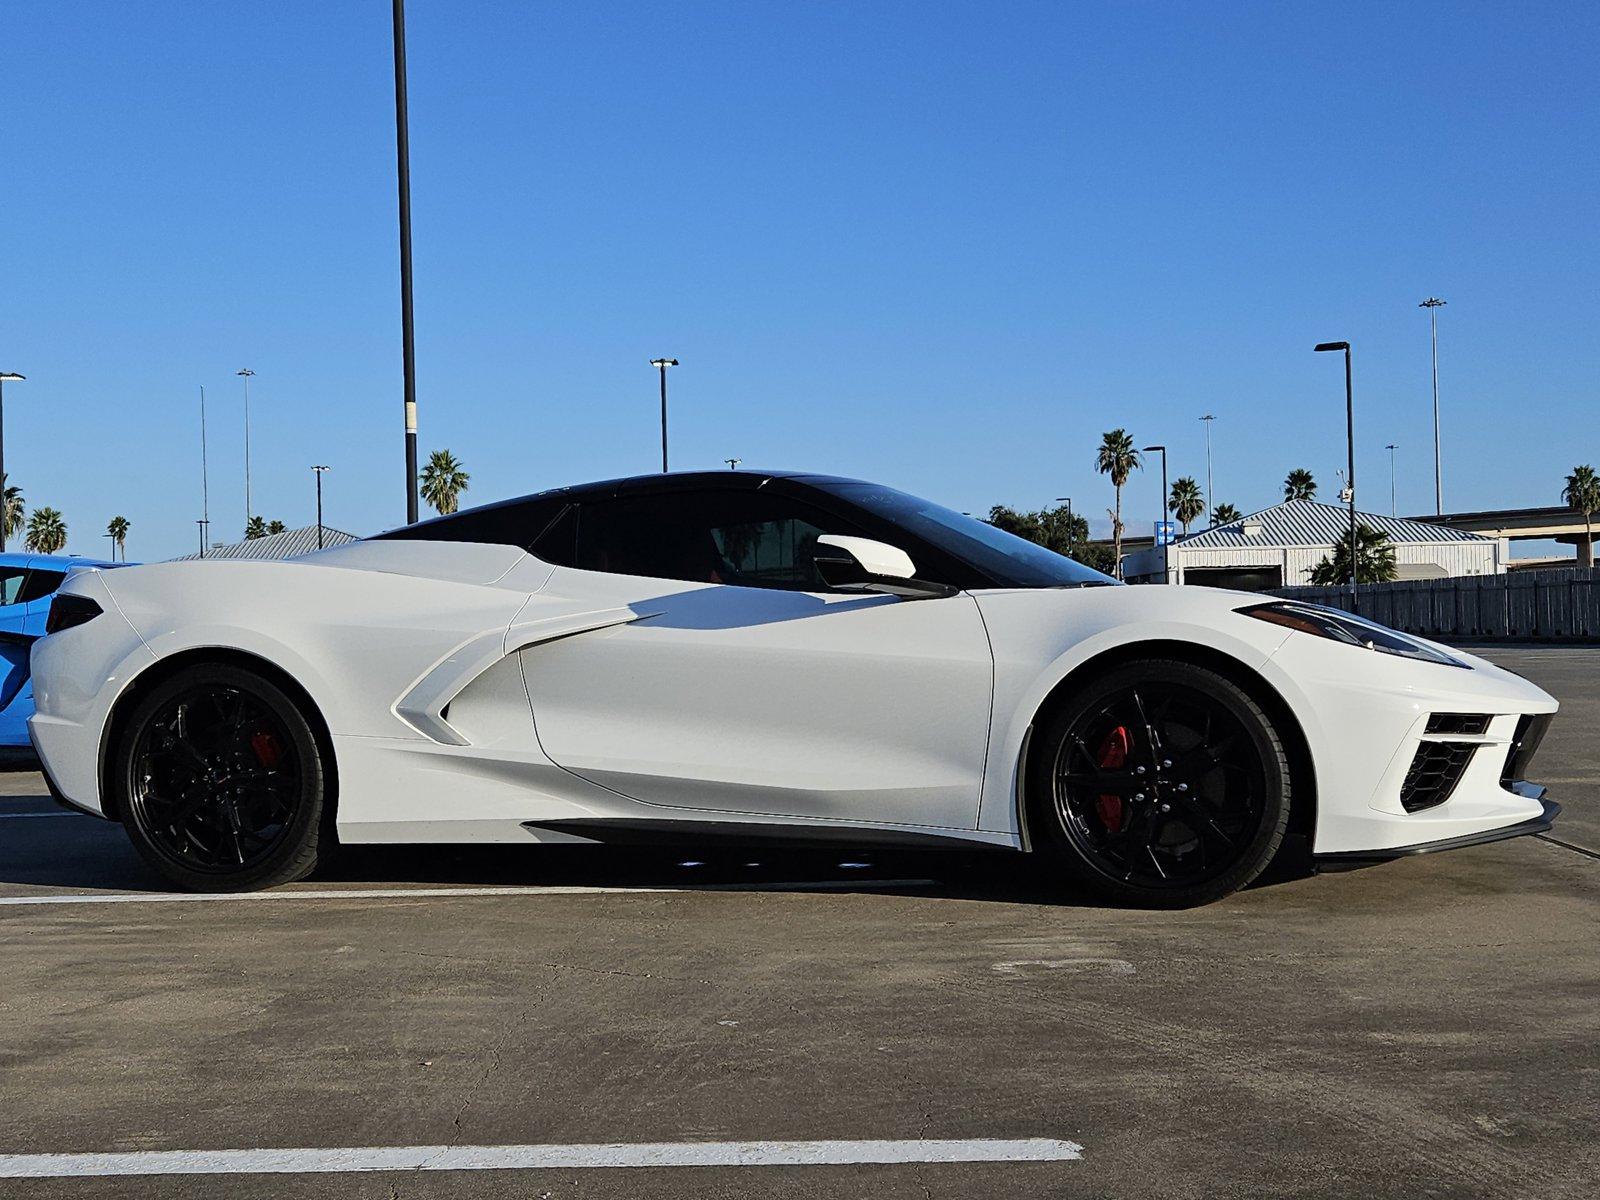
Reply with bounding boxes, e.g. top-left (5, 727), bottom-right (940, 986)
top-left (814, 481), bottom-right (1118, 589)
